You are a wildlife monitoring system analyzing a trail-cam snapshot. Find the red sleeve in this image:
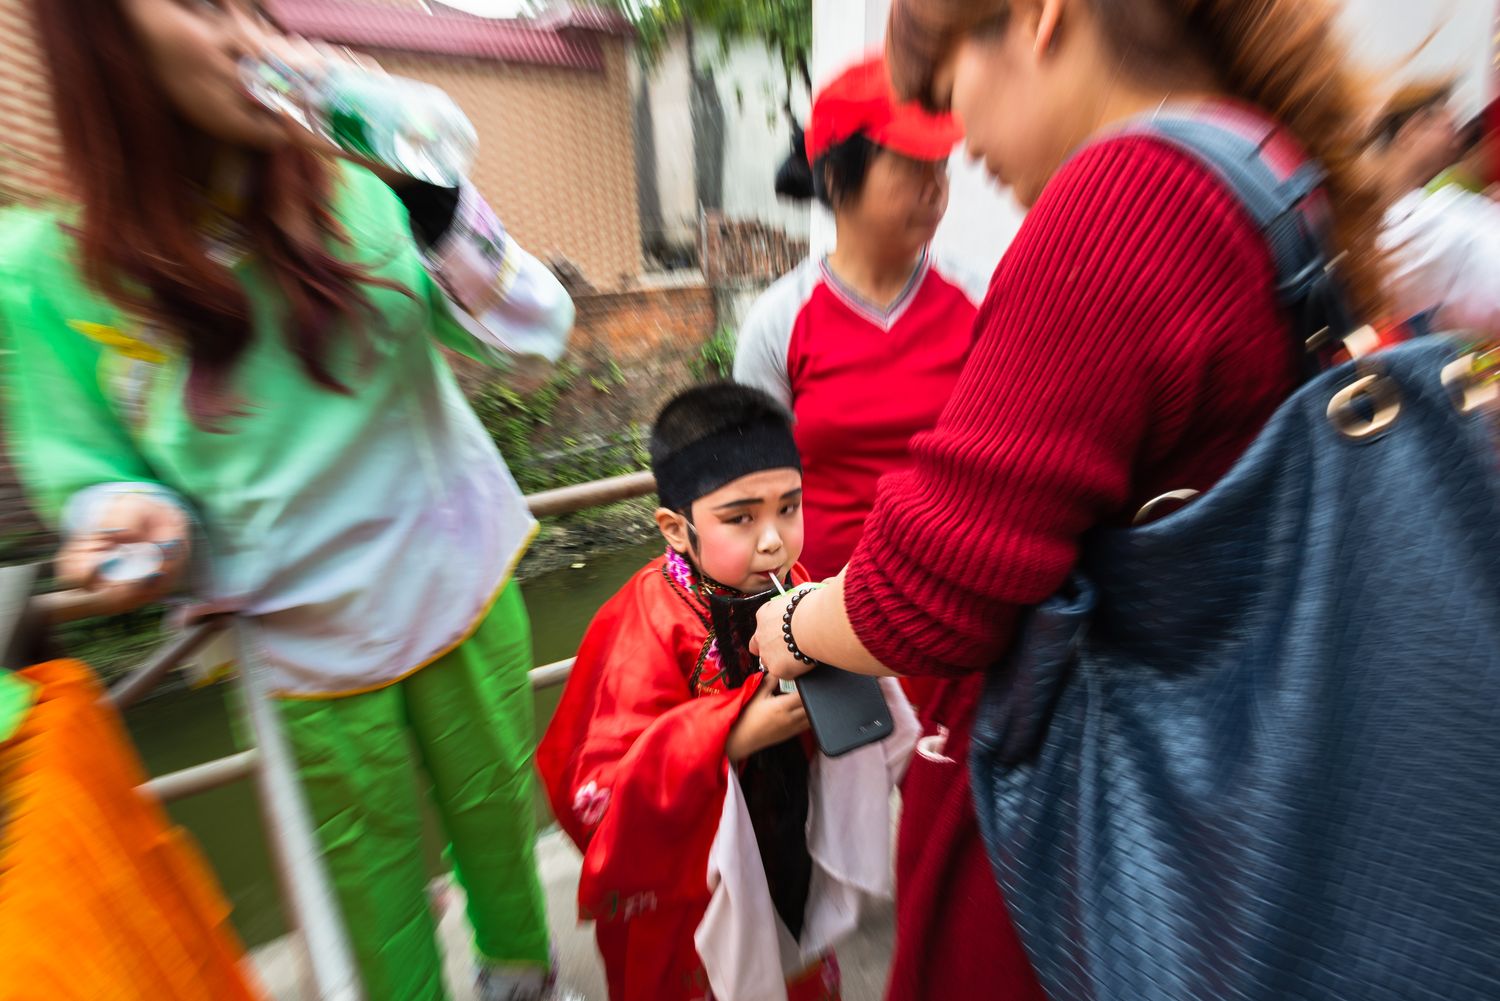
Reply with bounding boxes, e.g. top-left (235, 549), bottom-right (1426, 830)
top-left (845, 136), bottom-right (1289, 678)
top-left (536, 570), bottom-right (761, 916)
